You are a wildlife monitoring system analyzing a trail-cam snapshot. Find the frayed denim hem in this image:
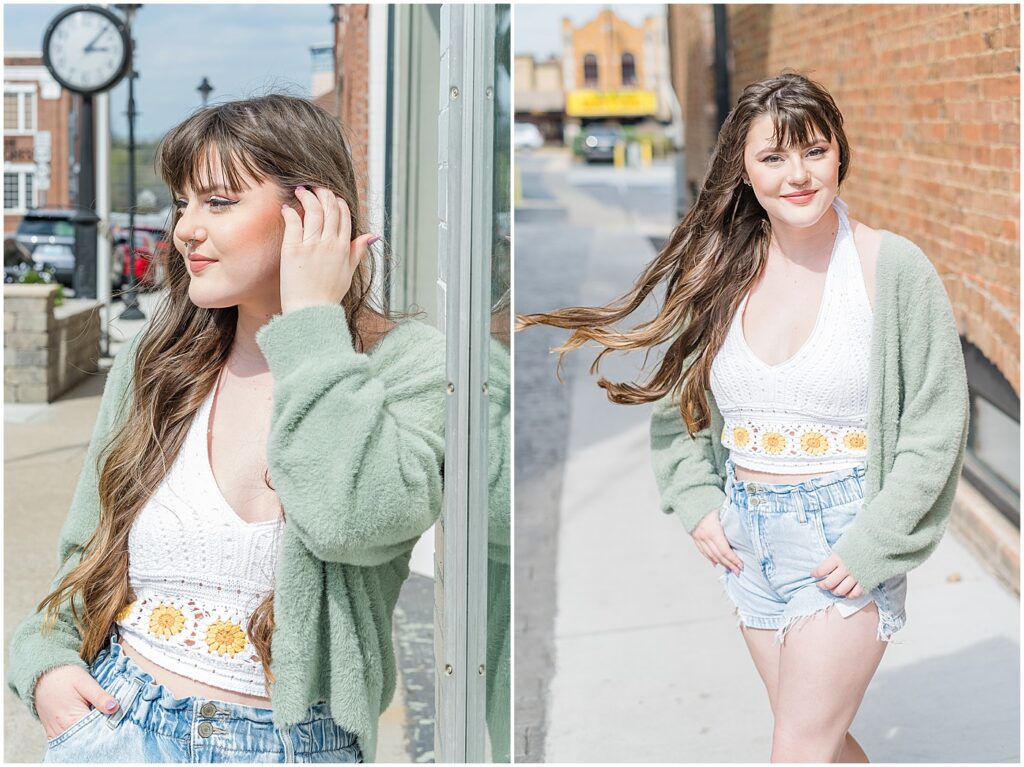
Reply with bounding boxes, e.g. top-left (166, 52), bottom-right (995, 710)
top-left (719, 570), bottom-right (908, 646)
top-left (773, 602), bottom-right (907, 646)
